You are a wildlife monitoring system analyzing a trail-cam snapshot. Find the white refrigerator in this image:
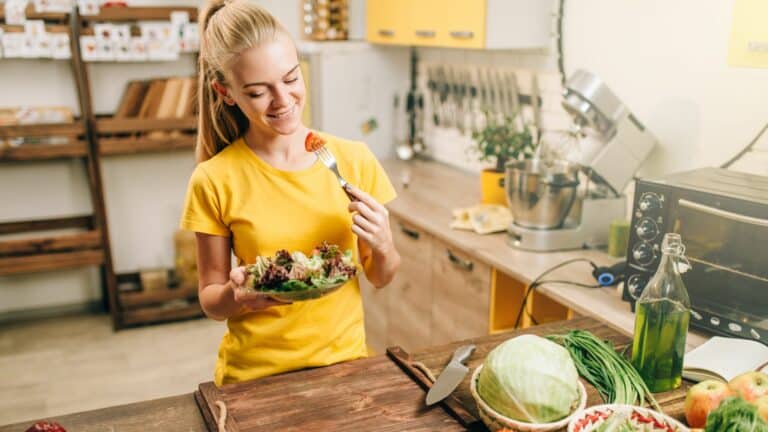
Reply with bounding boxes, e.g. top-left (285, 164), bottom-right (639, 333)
top-left (298, 41), bottom-right (410, 159)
